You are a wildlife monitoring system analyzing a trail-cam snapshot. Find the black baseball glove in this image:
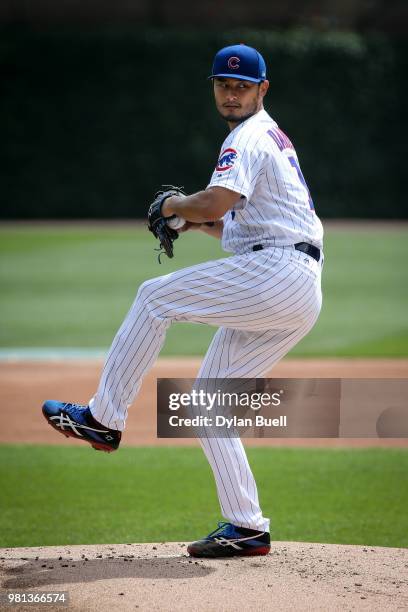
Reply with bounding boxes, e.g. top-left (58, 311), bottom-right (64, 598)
top-left (148, 185), bottom-right (186, 262)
